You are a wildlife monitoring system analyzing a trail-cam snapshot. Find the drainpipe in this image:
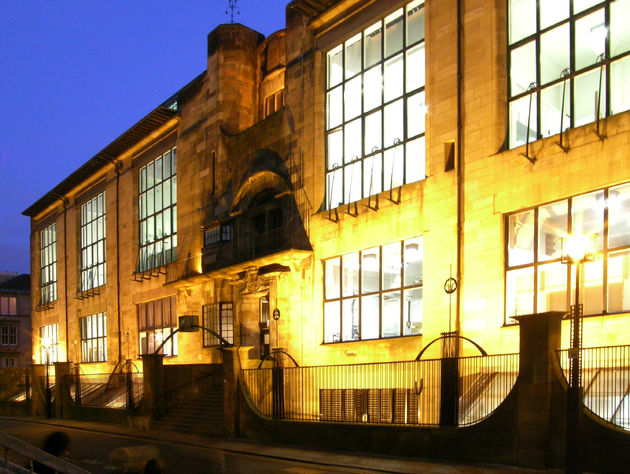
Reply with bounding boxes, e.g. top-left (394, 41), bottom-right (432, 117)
top-left (115, 162), bottom-right (122, 363)
top-left (455, 0), bottom-right (464, 357)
